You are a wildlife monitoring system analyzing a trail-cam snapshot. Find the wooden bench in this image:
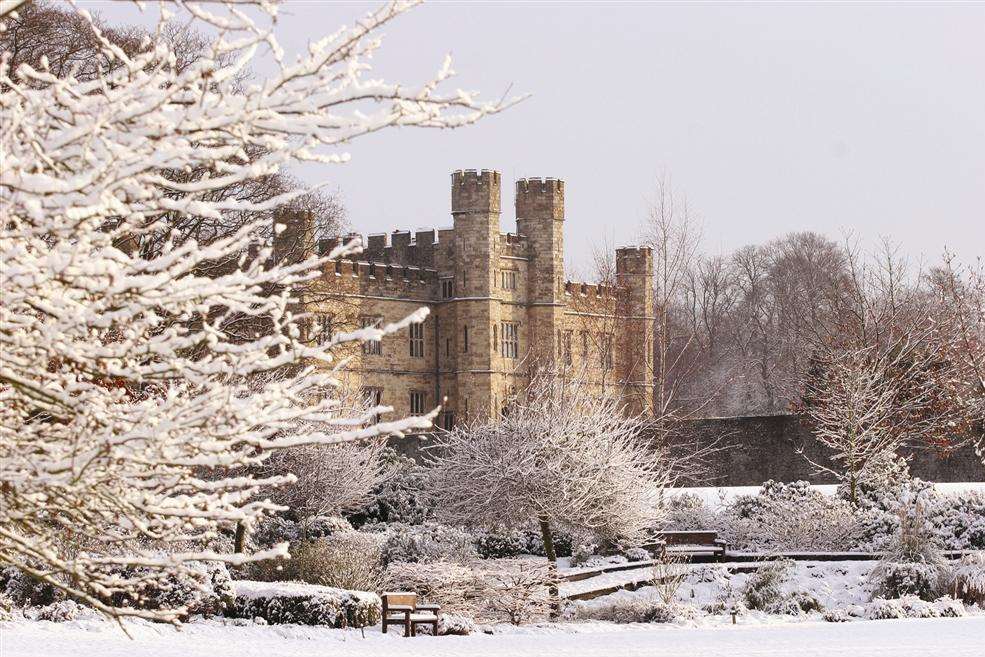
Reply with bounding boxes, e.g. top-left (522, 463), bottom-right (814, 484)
top-left (381, 592), bottom-right (440, 637)
top-left (650, 530), bottom-right (728, 562)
